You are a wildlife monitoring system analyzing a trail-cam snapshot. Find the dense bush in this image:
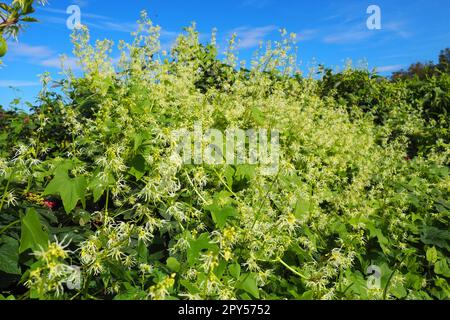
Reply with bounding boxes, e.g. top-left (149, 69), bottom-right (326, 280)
top-left (0, 15), bottom-right (449, 300)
